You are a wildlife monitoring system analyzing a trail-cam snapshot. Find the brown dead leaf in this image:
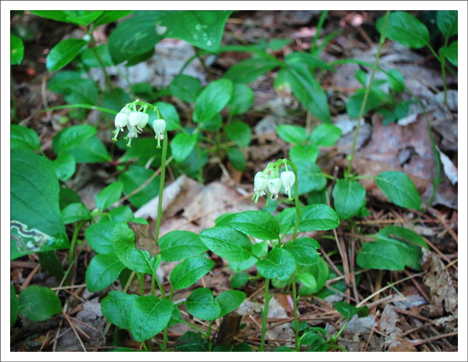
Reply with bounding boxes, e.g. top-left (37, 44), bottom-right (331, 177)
top-left (380, 304), bottom-right (402, 349)
top-left (127, 222), bottom-right (160, 257)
